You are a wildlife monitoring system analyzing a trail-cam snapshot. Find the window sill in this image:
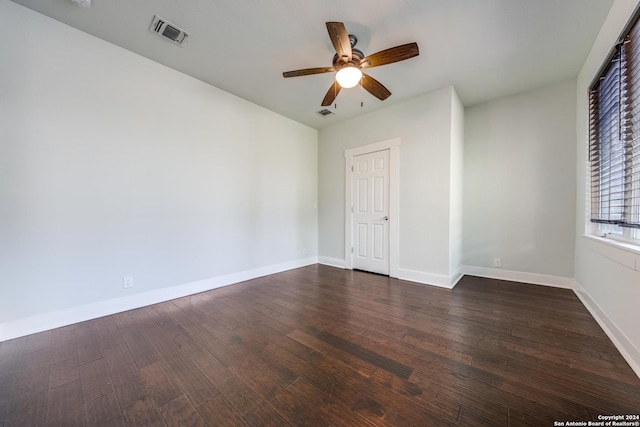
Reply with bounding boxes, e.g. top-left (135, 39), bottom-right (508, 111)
top-left (582, 234), bottom-right (640, 271)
